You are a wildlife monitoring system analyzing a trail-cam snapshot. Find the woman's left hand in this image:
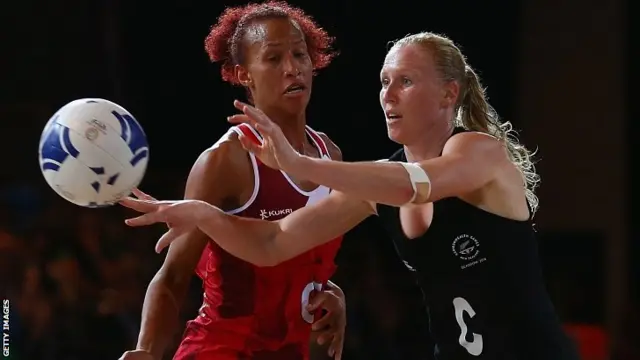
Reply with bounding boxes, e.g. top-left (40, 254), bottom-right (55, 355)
top-left (308, 285), bottom-right (347, 359)
top-left (119, 188), bottom-right (209, 252)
